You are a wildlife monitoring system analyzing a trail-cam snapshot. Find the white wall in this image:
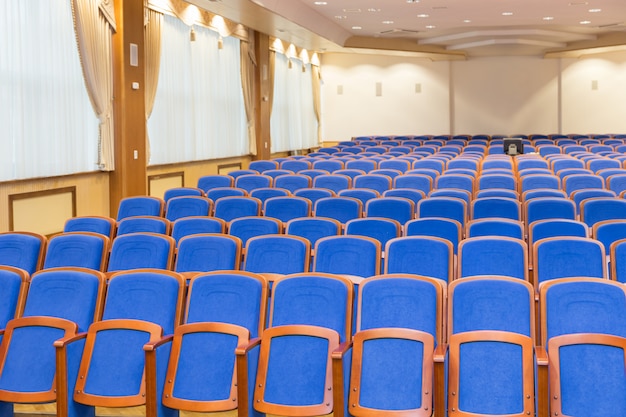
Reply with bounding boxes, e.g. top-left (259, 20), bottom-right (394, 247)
top-left (320, 54), bottom-right (450, 141)
top-left (321, 50), bottom-right (626, 142)
top-left (451, 57), bottom-right (560, 136)
top-left (561, 51), bottom-right (626, 134)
